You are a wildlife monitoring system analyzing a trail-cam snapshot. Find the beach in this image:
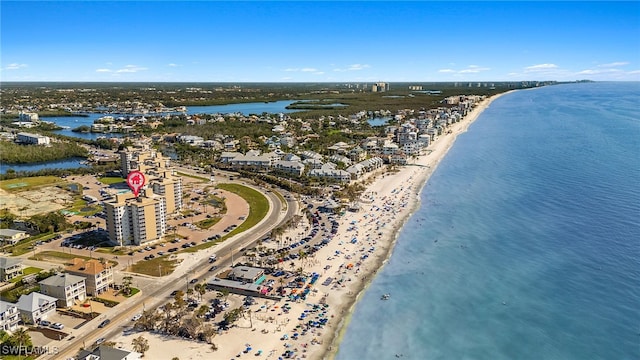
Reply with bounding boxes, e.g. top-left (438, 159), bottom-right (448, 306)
top-left (109, 91), bottom-right (510, 360)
